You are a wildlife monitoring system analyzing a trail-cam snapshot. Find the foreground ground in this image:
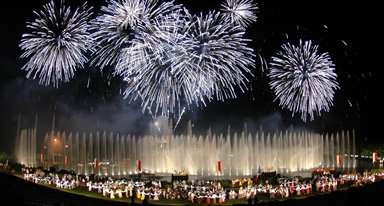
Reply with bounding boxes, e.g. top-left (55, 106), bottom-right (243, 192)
top-left (1, 171), bottom-right (383, 206)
